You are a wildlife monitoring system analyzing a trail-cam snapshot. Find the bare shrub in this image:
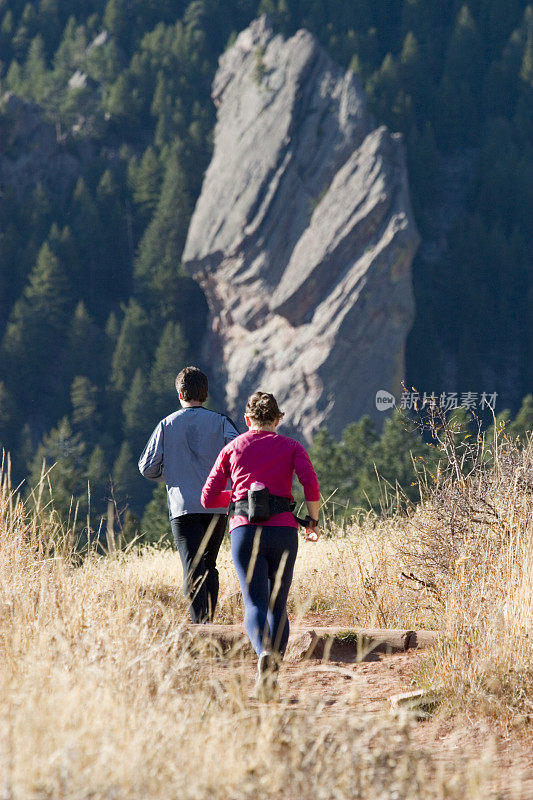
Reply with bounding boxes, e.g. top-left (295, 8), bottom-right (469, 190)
top-left (395, 411), bottom-right (533, 715)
